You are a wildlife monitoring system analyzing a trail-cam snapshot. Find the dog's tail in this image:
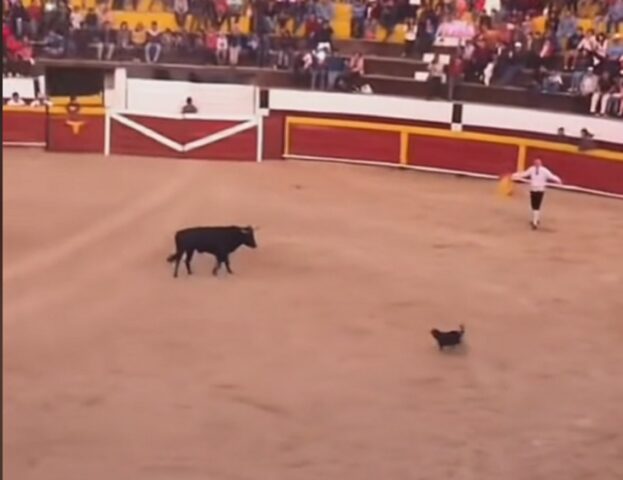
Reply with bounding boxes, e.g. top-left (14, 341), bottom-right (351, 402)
top-left (166, 252), bottom-right (179, 263)
top-left (459, 324), bottom-right (465, 335)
